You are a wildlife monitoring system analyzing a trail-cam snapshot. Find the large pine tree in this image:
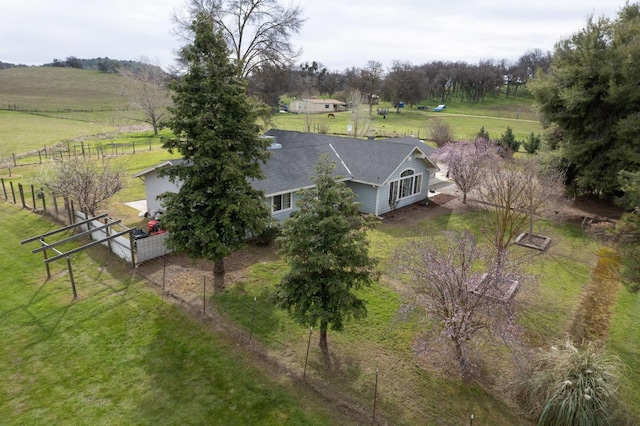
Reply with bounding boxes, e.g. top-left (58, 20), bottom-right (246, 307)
top-left (275, 157), bottom-right (379, 351)
top-left (532, 4), bottom-right (640, 199)
top-left (160, 13), bottom-right (270, 289)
